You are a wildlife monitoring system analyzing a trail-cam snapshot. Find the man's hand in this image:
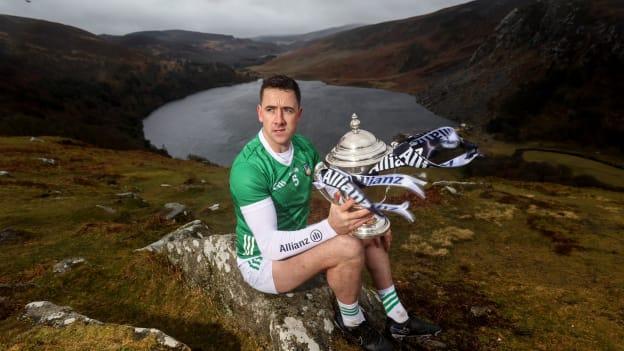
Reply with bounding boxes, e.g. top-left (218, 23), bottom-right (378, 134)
top-left (367, 228), bottom-right (392, 251)
top-left (328, 197), bottom-right (374, 235)
top-left (380, 228), bottom-right (392, 251)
